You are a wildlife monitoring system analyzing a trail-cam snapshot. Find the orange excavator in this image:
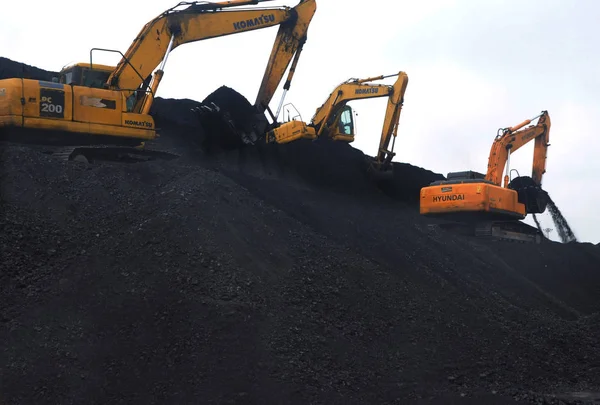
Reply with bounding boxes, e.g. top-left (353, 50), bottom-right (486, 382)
top-left (420, 110), bottom-right (551, 243)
